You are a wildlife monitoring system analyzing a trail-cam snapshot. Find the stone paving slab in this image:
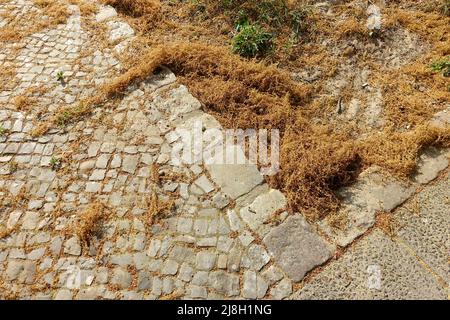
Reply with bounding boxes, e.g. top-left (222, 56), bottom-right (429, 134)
top-left (264, 215), bottom-right (334, 282)
top-left (320, 166), bottom-right (415, 247)
top-left (395, 171), bottom-right (450, 284)
top-left (412, 147), bottom-right (449, 184)
top-left (431, 106), bottom-right (450, 128)
top-left (294, 230), bottom-right (447, 300)
top-left (207, 161), bottom-right (264, 200)
top-left (239, 189), bottom-right (286, 237)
